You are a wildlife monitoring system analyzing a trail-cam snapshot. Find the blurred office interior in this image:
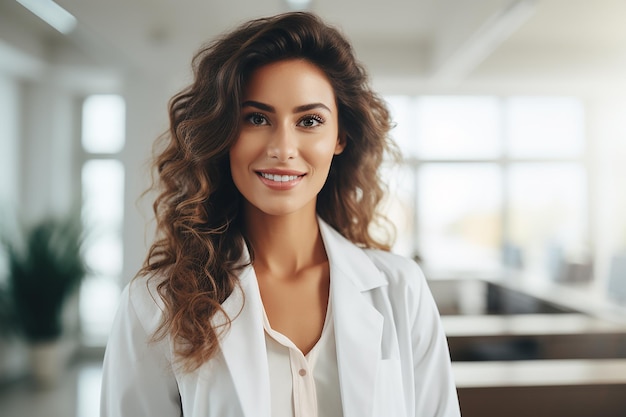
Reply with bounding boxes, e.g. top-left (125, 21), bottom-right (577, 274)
top-left (0, 0), bottom-right (625, 416)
